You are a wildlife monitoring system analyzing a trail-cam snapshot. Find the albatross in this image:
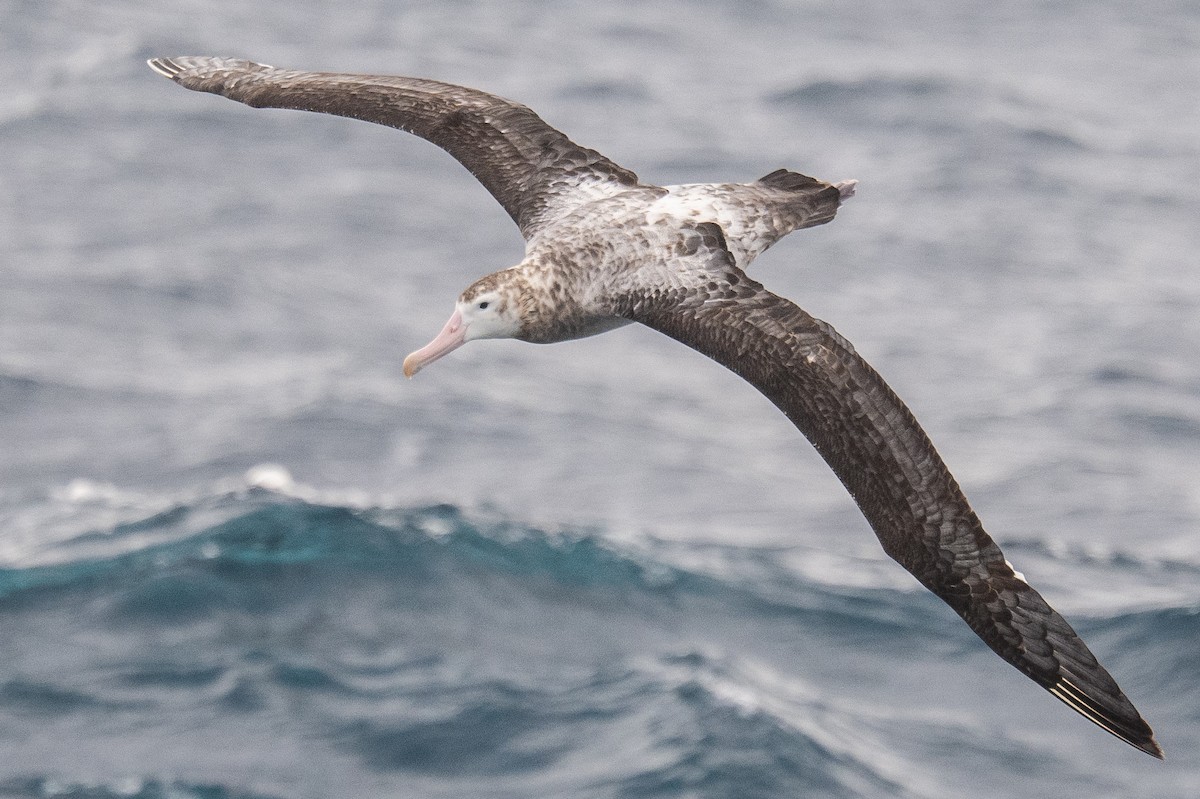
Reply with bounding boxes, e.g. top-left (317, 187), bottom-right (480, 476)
top-left (147, 56), bottom-right (1162, 758)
